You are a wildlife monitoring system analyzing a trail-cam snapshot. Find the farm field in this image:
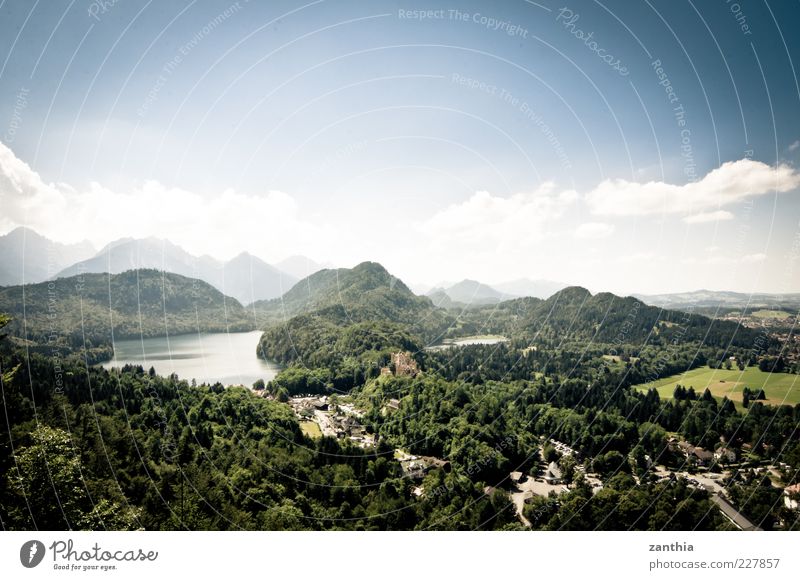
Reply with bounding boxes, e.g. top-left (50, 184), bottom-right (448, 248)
top-left (299, 420), bottom-right (322, 439)
top-left (635, 366), bottom-right (800, 408)
top-left (750, 309), bottom-right (792, 319)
